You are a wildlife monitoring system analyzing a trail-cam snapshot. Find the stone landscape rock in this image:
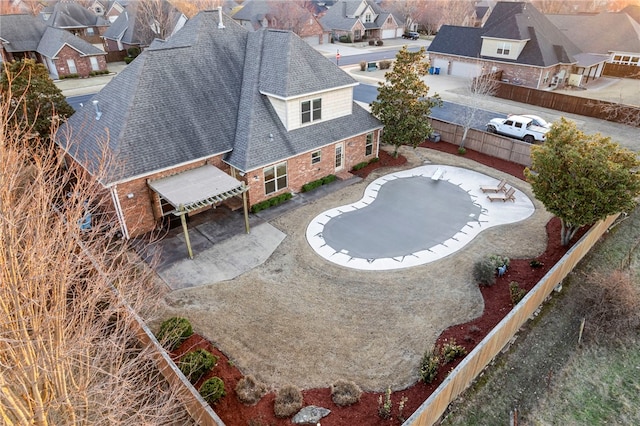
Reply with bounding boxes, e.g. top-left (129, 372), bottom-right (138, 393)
top-left (292, 405), bottom-right (331, 424)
